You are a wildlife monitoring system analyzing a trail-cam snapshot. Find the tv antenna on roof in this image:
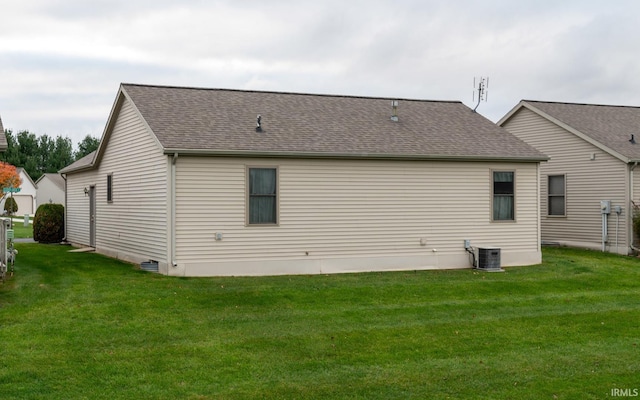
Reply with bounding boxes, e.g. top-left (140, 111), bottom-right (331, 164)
top-left (472, 77), bottom-right (489, 112)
